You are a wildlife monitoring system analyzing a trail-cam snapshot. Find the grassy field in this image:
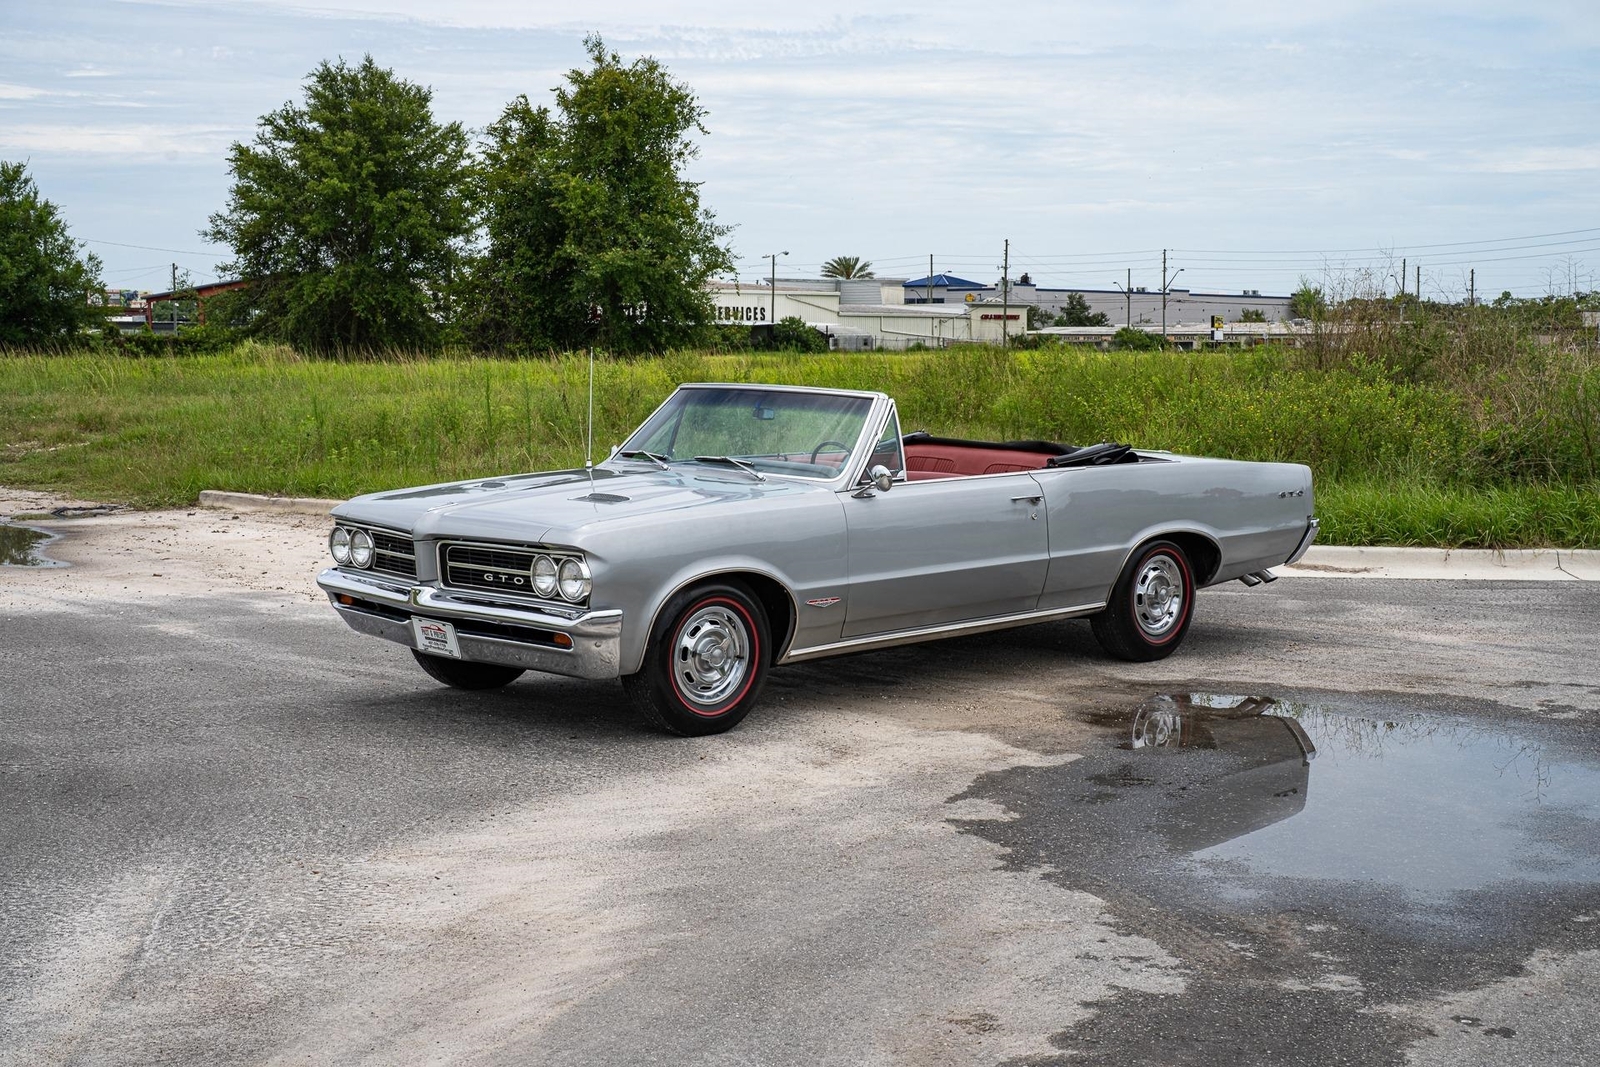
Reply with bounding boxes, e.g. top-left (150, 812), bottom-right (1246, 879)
top-left (2, 340), bottom-right (1597, 547)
